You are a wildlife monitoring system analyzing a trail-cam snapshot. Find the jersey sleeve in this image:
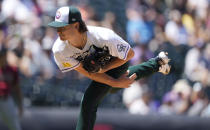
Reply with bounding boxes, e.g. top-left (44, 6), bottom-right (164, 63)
top-left (54, 52), bottom-right (80, 73)
top-left (106, 32), bottom-right (131, 60)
